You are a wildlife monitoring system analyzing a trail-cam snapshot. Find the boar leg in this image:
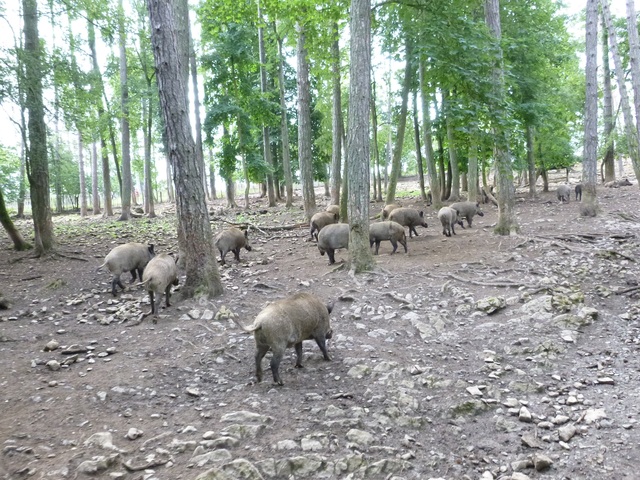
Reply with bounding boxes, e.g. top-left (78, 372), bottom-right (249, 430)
top-left (111, 275), bottom-right (124, 296)
top-left (129, 270), bottom-right (138, 282)
top-left (326, 249), bottom-right (336, 265)
top-left (233, 247), bottom-right (241, 262)
top-left (314, 335), bottom-right (331, 361)
top-left (164, 285), bottom-right (172, 307)
top-left (149, 291), bottom-right (156, 315)
top-left (389, 239), bottom-right (398, 254)
top-left (269, 349), bottom-right (285, 385)
top-left (255, 344), bottom-right (269, 383)
top-left (400, 239), bottom-right (408, 253)
top-left (373, 240), bottom-right (381, 255)
top-left (218, 249), bottom-right (226, 265)
top-left (294, 342), bottom-right (304, 368)
top-left (410, 226), bottom-right (419, 237)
